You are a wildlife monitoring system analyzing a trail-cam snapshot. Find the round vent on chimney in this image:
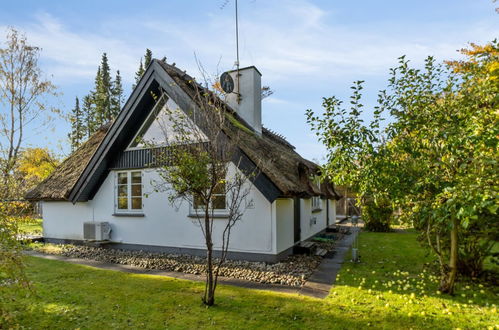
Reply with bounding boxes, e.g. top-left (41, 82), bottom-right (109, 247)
top-left (220, 72), bottom-right (234, 93)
